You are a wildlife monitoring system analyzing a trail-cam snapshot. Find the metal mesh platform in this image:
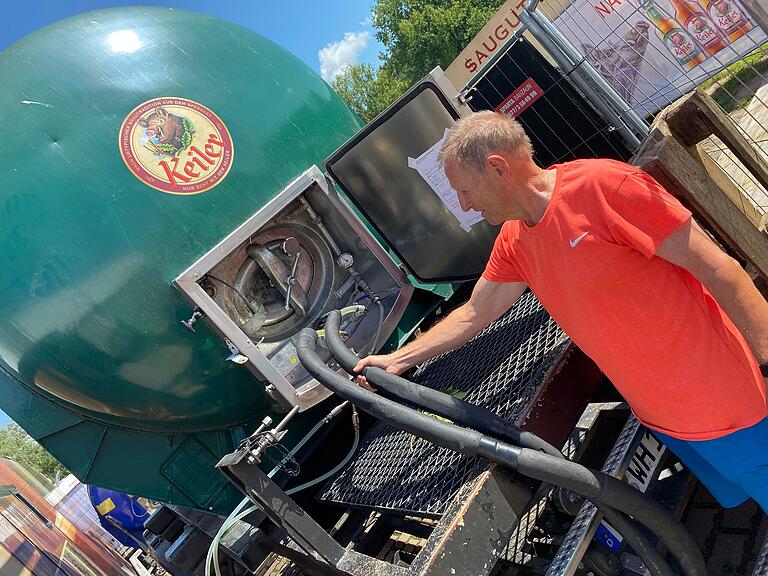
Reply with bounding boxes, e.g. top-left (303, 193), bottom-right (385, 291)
top-left (753, 532), bottom-right (768, 576)
top-left (317, 292), bottom-right (570, 517)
